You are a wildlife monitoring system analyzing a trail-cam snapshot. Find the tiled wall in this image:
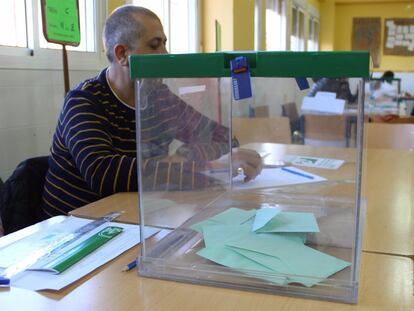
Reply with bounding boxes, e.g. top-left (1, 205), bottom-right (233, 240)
top-left (0, 69), bottom-right (98, 181)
